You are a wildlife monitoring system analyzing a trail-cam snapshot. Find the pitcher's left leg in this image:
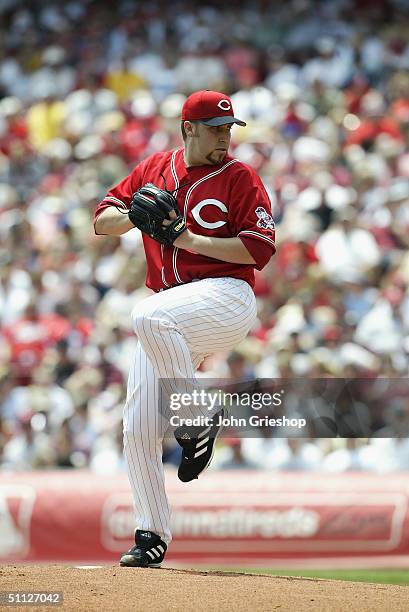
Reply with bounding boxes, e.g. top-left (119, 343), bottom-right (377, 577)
top-left (123, 342), bottom-right (171, 544)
